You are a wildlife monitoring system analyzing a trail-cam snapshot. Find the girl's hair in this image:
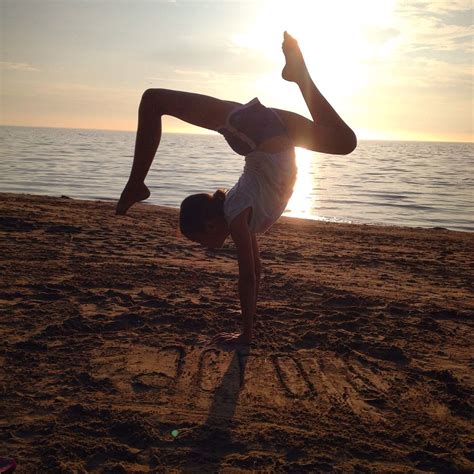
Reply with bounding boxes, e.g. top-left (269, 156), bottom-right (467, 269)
top-left (179, 189), bottom-right (226, 238)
